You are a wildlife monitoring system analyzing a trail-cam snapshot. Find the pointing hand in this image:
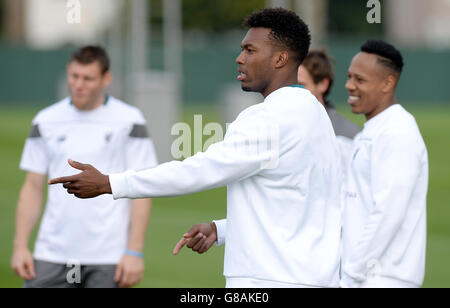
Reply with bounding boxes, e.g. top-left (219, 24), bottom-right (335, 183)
top-left (48, 159), bottom-right (112, 199)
